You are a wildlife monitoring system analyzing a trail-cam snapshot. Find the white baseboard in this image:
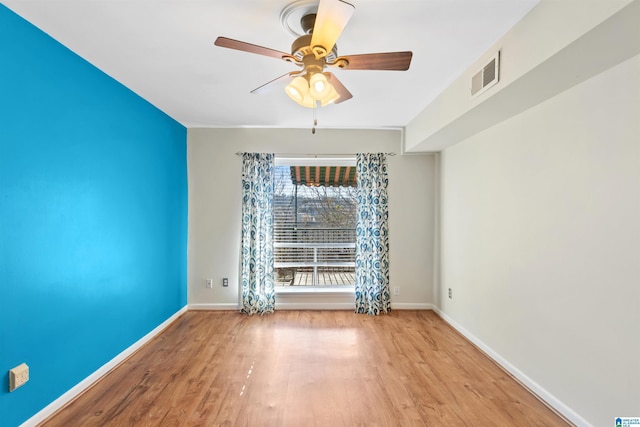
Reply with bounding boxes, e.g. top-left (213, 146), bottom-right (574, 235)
top-left (188, 301), bottom-right (434, 311)
top-left (189, 302), bottom-right (434, 311)
top-left (20, 306), bottom-right (188, 427)
top-left (188, 303), bottom-right (239, 311)
top-left (276, 302), bottom-right (354, 310)
top-left (392, 303), bottom-right (434, 310)
top-left (276, 302), bottom-right (433, 310)
top-left (431, 306), bottom-right (590, 427)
